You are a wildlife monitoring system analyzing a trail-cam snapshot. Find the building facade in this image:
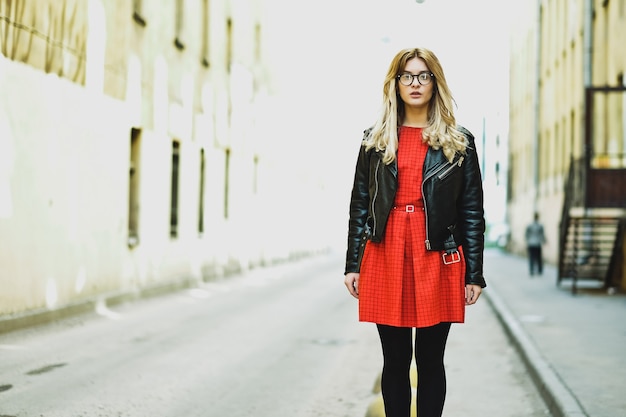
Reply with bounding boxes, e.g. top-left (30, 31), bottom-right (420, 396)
top-left (508, 0), bottom-right (626, 289)
top-left (0, 0), bottom-right (328, 321)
